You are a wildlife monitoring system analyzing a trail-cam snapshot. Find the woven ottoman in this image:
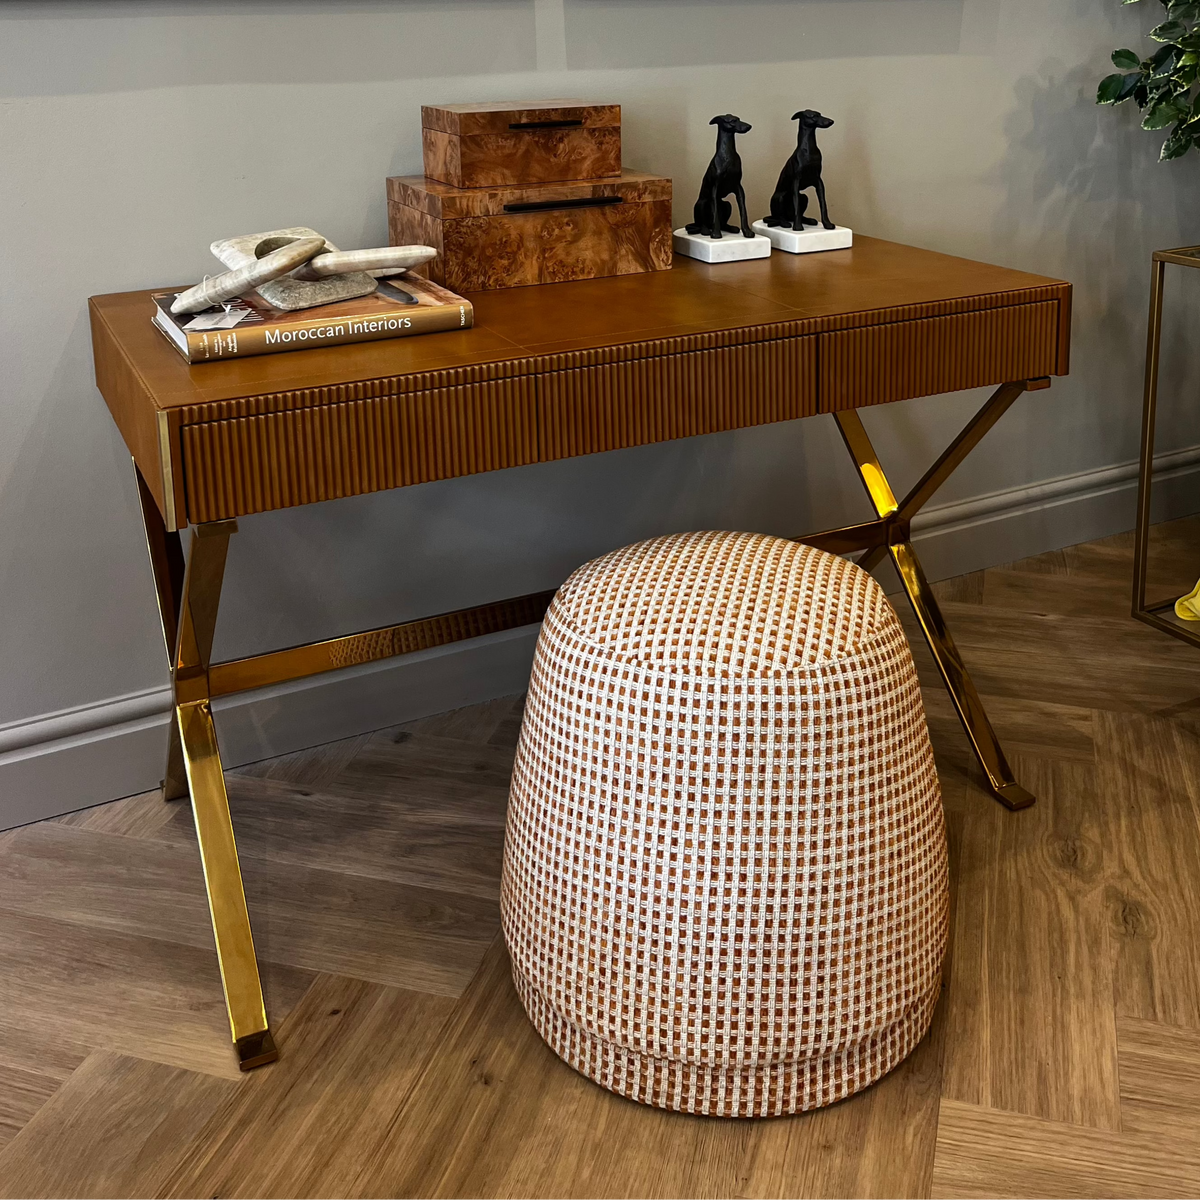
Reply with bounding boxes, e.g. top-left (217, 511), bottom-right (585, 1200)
top-left (501, 529), bottom-right (948, 1117)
